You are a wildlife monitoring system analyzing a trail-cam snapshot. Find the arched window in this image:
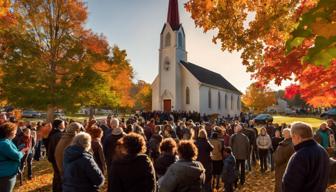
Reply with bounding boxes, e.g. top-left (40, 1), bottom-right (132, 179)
top-left (165, 33), bottom-right (171, 47)
top-left (231, 95), bottom-right (234, 110)
top-left (208, 89), bottom-right (212, 108)
top-left (218, 91), bottom-right (221, 109)
top-left (186, 87), bottom-right (190, 105)
top-left (225, 94), bottom-right (228, 109)
top-left (237, 96), bottom-right (240, 110)
top-left (178, 32), bottom-right (183, 48)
